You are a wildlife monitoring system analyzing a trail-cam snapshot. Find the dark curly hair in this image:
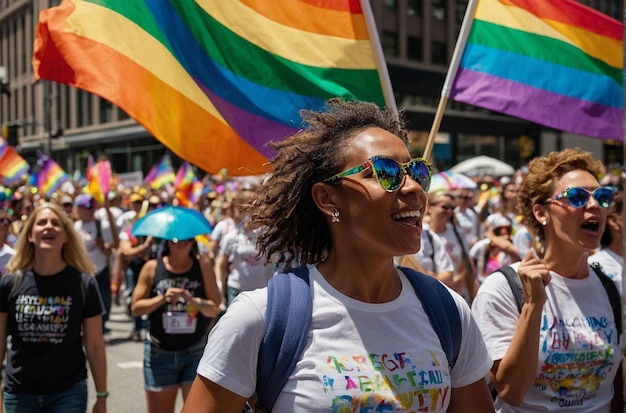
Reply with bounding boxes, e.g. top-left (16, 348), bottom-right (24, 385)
top-left (251, 98), bottom-right (407, 265)
top-left (518, 147), bottom-right (602, 246)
